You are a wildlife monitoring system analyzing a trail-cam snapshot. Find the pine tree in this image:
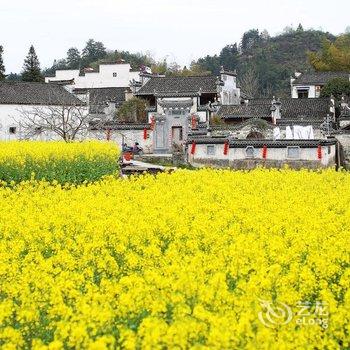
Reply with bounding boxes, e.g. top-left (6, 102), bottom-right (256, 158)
top-left (81, 39), bottom-right (106, 66)
top-left (66, 48), bottom-right (81, 69)
top-left (21, 45), bottom-right (44, 82)
top-left (0, 45), bottom-right (5, 81)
